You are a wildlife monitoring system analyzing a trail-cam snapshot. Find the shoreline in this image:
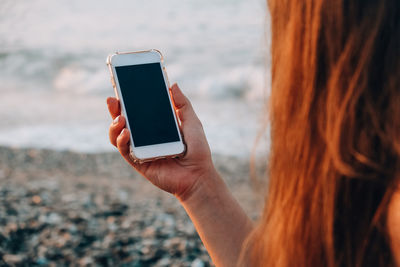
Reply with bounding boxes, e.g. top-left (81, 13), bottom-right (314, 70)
top-left (0, 146), bottom-right (253, 177)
